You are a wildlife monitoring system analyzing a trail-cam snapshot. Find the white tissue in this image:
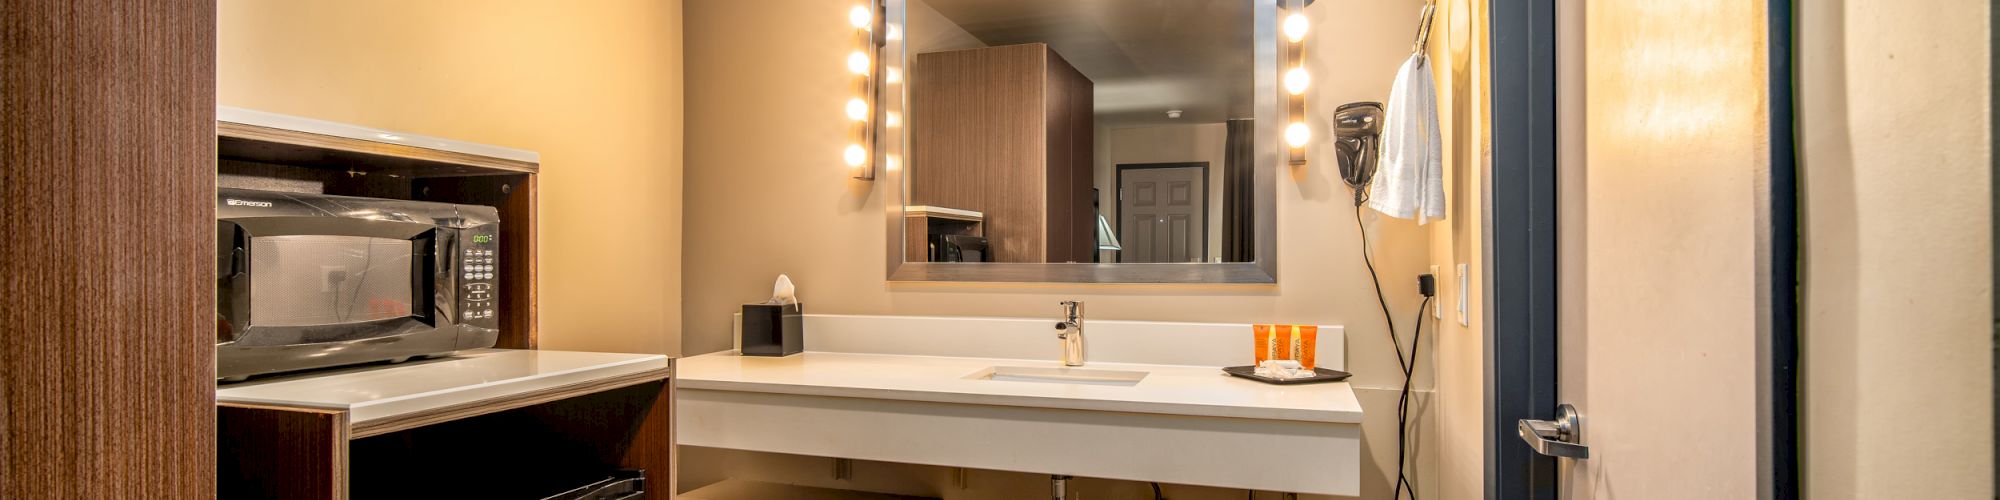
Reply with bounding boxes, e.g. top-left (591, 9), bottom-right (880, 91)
top-left (1254, 359), bottom-right (1316, 380)
top-left (767, 274), bottom-right (798, 305)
